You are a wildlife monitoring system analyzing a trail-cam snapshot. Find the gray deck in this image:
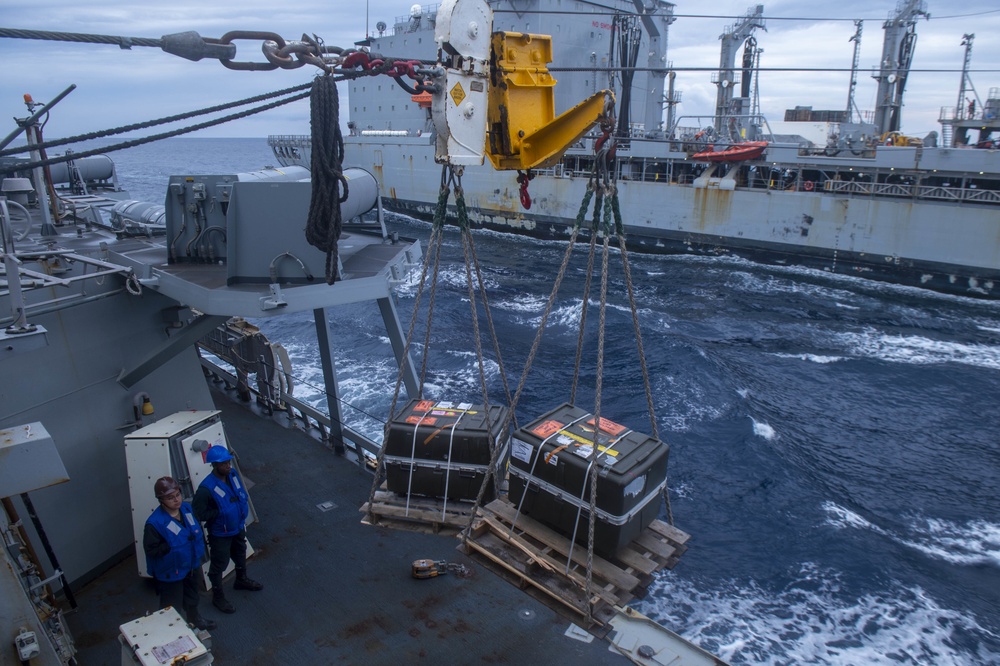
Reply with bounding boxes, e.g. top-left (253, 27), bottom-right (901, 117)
top-left (65, 389), bottom-right (627, 664)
